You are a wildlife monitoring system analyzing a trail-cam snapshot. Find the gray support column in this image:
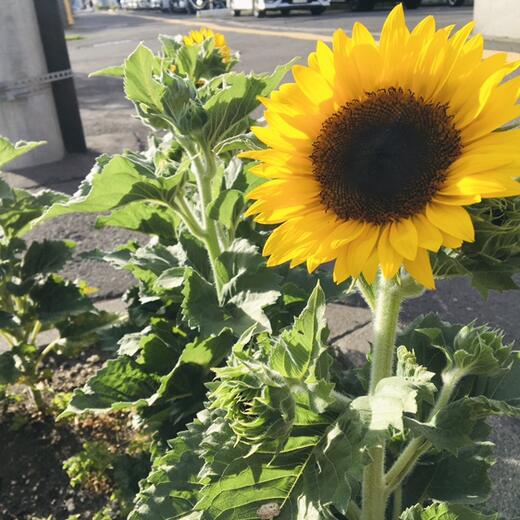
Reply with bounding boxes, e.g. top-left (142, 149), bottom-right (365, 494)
top-left (474, 0), bottom-right (520, 41)
top-left (0, 0), bottom-right (66, 169)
